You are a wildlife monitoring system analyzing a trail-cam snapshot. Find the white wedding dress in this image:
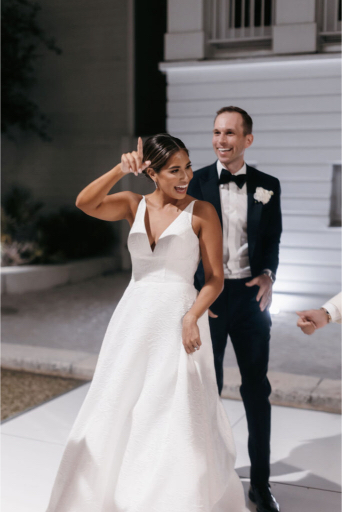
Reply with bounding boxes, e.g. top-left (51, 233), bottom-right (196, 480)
top-left (46, 196), bottom-right (247, 512)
